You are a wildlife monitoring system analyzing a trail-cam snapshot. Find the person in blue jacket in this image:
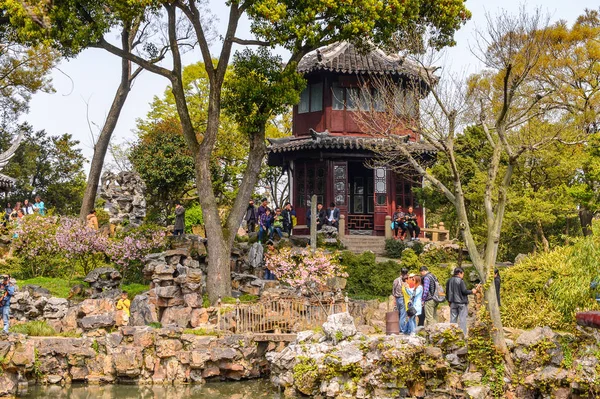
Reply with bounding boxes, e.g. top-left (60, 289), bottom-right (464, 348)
top-left (1, 275), bottom-right (15, 334)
